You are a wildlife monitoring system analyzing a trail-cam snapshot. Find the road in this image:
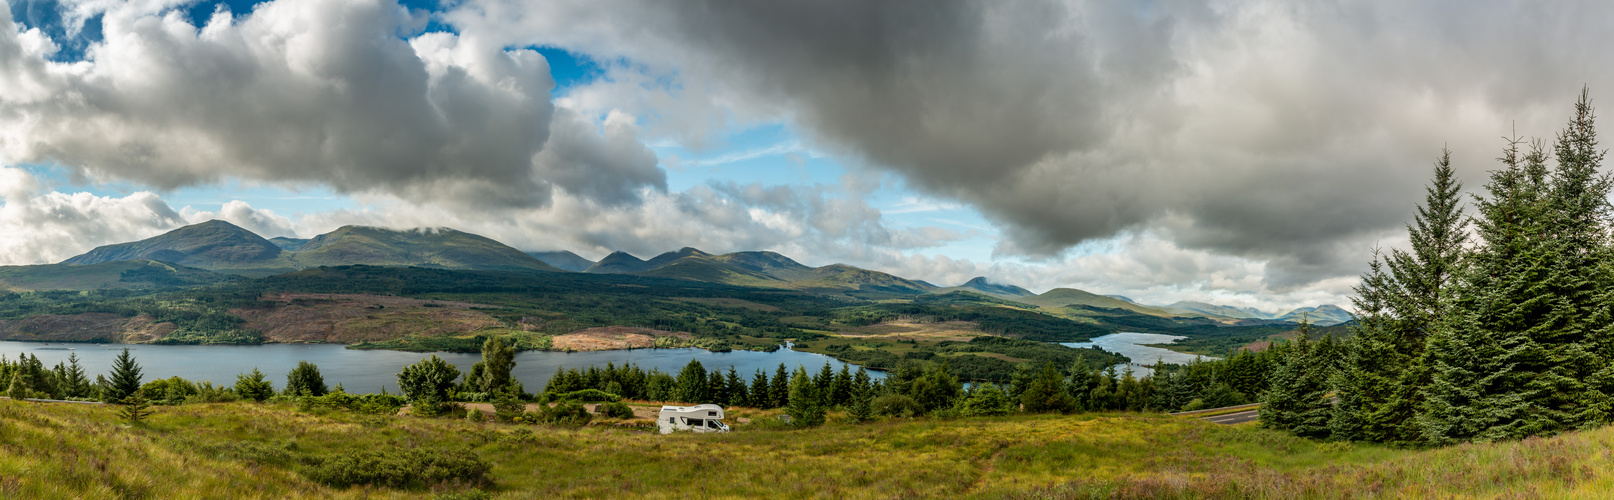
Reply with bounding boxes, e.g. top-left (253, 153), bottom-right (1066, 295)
top-left (1199, 409), bottom-right (1259, 425)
